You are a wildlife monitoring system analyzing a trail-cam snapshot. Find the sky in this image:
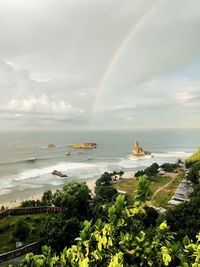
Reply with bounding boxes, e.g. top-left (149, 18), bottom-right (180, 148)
top-left (0, 0), bottom-right (200, 130)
